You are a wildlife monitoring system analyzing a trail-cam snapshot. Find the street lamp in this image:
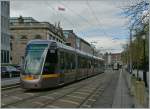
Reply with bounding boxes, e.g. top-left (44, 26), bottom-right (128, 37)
top-left (142, 35), bottom-right (147, 87)
top-left (129, 28), bottom-right (133, 74)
